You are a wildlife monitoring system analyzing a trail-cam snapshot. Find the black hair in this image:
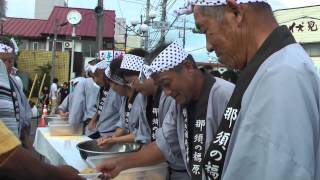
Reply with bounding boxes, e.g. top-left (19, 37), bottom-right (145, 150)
top-left (127, 48), bottom-right (148, 58)
top-left (88, 58), bottom-right (100, 65)
top-left (53, 78), bottom-right (58, 83)
top-left (109, 57), bottom-right (123, 77)
top-left (211, 70), bottom-right (221, 78)
top-left (145, 43), bottom-right (169, 65)
top-left (0, 36), bottom-right (15, 55)
top-left (222, 70), bottom-right (238, 84)
top-left (120, 48), bottom-right (148, 77)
